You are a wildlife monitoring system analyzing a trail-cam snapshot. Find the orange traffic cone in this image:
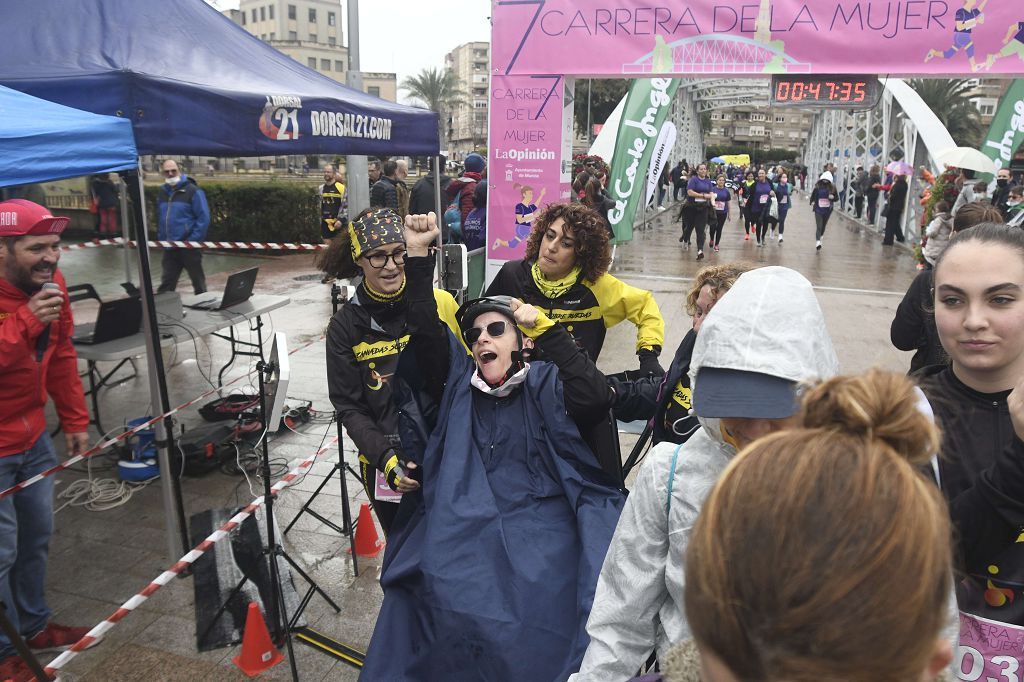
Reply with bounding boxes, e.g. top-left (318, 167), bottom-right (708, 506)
top-left (232, 602), bottom-right (284, 677)
top-left (351, 502), bottom-right (384, 557)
